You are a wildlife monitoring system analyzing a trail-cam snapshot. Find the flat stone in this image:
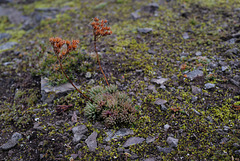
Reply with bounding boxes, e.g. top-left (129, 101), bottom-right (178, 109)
top-left (41, 77), bottom-right (81, 104)
top-left (161, 104), bottom-right (168, 111)
top-left (104, 128), bottom-right (134, 142)
top-left (185, 69), bottom-right (204, 81)
top-left (1, 132), bottom-right (22, 150)
top-left (131, 9), bottom-right (141, 20)
top-left (183, 32), bottom-right (189, 39)
top-left (154, 98), bottom-right (167, 106)
top-left (164, 124), bottom-right (171, 131)
top-left (195, 51), bottom-right (202, 56)
top-left (156, 146), bottom-right (173, 154)
top-left (0, 42), bottom-right (18, 50)
top-left (146, 136), bottom-right (155, 143)
top-left (148, 85), bottom-right (156, 91)
top-left (223, 126), bottom-right (230, 132)
top-left (141, 3), bottom-right (159, 14)
top-left (233, 75), bottom-right (240, 82)
top-left (72, 125), bottom-right (88, 143)
top-left (33, 122), bottom-right (43, 131)
top-left (129, 153), bottom-right (139, 160)
top-left (224, 48), bottom-right (239, 57)
top-left (222, 66), bottom-right (229, 72)
top-left (123, 137), bottom-right (145, 148)
top-left (137, 28), bottom-right (152, 34)
top-left (151, 78), bottom-right (169, 85)
top-left (204, 83), bottom-right (215, 89)
top-left (166, 137), bottom-right (178, 148)
top-left (191, 86), bottom-right (202, 95)
top-left (85, 131), bottom-right (98, 152)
